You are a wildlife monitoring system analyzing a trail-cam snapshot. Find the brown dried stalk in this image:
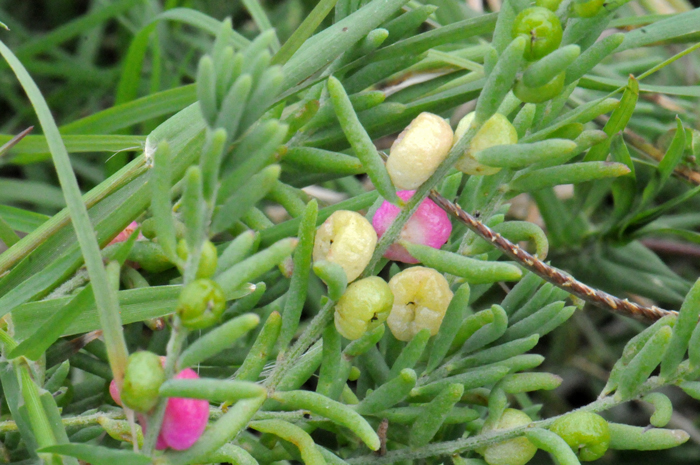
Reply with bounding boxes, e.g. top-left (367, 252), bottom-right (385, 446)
top-left (429, 190), bottom-right (678, 322)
